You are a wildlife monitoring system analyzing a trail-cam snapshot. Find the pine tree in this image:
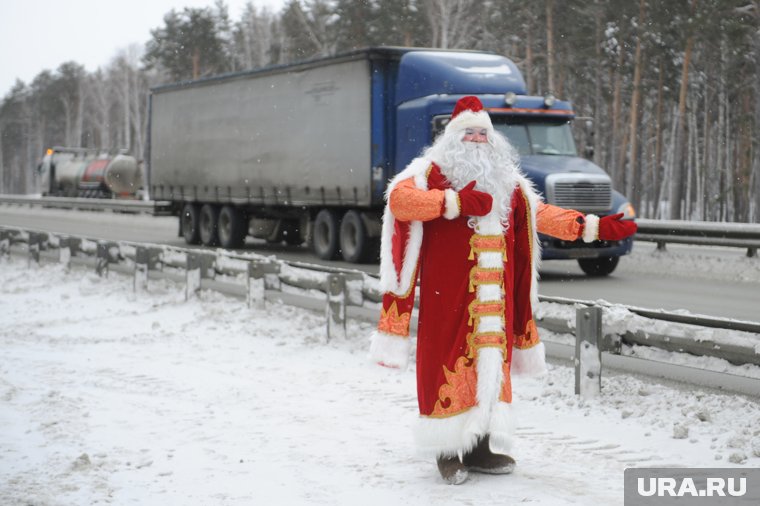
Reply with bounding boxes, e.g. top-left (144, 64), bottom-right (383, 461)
top-left (143, 7), bottom-right (228, 81)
